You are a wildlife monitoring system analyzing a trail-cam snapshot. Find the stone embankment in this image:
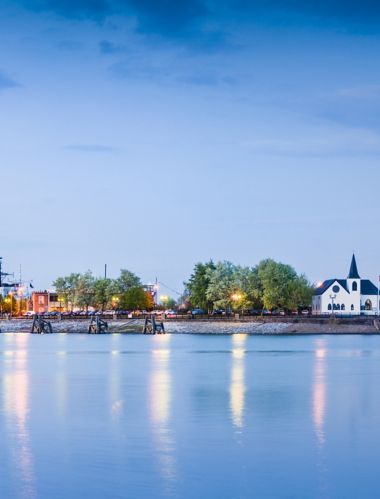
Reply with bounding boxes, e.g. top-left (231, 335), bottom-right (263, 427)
top-left (0, 317), bottom-right (379, 334)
